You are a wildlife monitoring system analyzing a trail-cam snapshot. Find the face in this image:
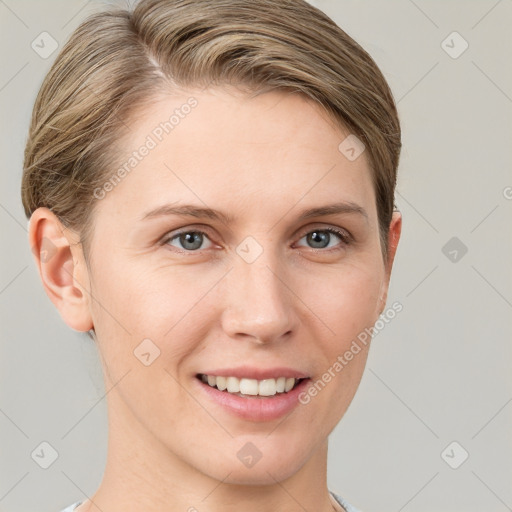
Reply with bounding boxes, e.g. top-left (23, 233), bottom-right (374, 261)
top-left (77, 87), bottom-right (398, 485)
